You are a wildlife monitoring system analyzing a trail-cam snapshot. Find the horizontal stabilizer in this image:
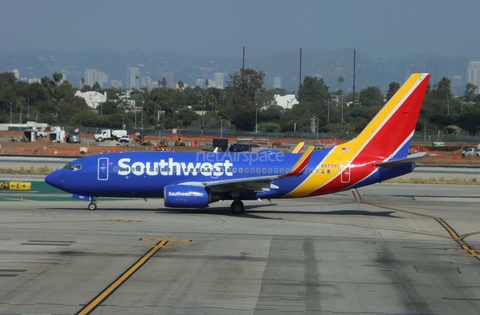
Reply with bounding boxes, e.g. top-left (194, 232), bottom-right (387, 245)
top-left (377, 152), bottom-right (427, 168)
